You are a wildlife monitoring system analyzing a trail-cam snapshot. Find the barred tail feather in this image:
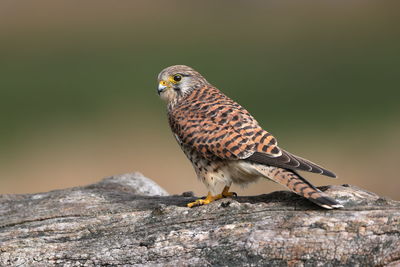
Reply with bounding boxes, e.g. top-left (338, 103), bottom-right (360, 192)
top-left (254, 165), bottom-right (343, 209)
